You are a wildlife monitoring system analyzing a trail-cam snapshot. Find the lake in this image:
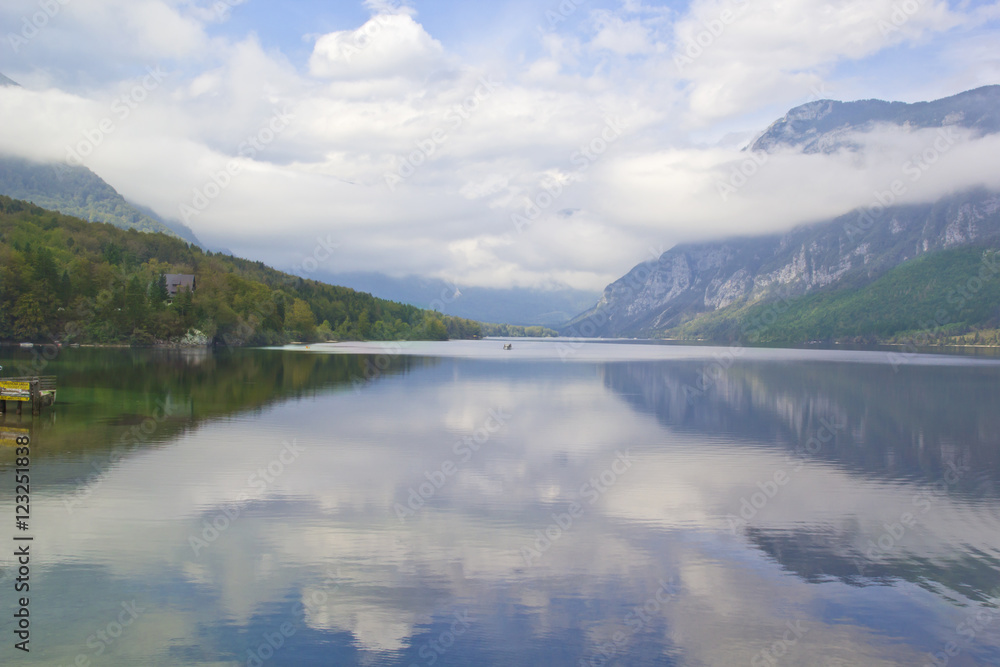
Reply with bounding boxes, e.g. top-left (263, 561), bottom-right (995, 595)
top-left (1, 340), bottom-right (999, 666)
